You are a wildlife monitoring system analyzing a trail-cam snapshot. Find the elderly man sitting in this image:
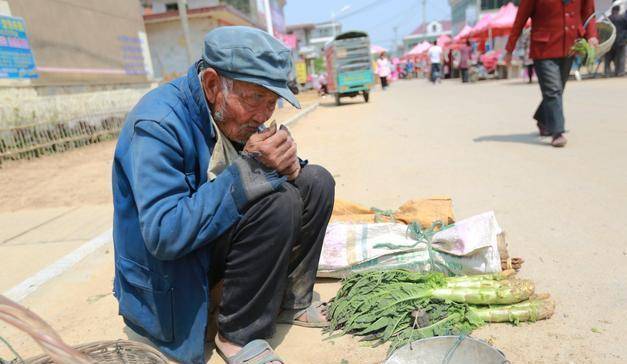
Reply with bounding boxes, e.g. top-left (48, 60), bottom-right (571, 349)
top-left (112, 26), bottom-right (335, 364)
